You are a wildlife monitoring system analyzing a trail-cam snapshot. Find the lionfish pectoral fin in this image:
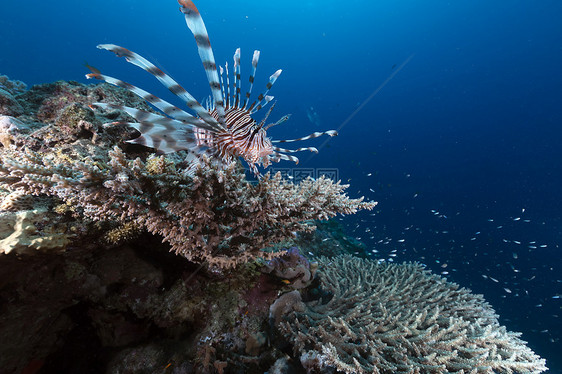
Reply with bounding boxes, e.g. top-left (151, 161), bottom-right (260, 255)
top-left (86, 74), bottom-right (217, 132)
top-left (273, 152), bottom-right (299, 164)
top-left (95, 44), bottom-right (223, 132)
top-left (273, 146), bottom-right (318, 154)
top-left (84, 62), bottom-right (101, 75)
top-left (272, 130), bottom-right (338, 144)
top-left (118, 120), bottom-right (202, 154)
top-left (178, 0), bottom-right (226, 124)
